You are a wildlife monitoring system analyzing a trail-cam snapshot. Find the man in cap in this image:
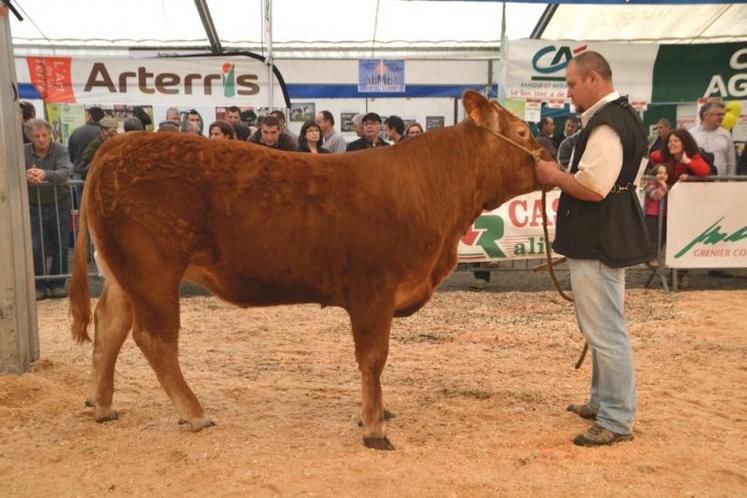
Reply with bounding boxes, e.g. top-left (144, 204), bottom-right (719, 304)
top-left (79, 116), bottom-right (118, 179)
top-left (346, 112), bottom-right (390, 151)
